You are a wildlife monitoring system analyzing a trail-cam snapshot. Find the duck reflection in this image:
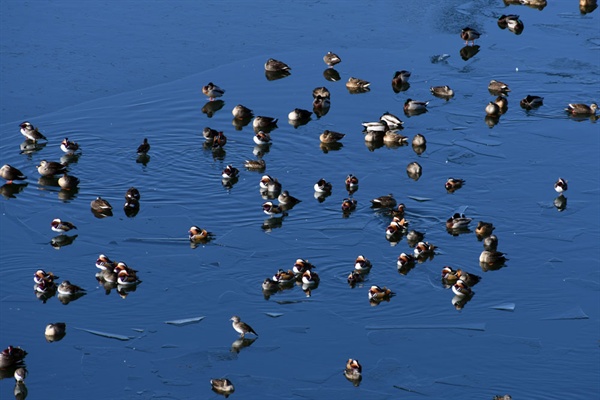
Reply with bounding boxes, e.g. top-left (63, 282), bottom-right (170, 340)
top-left (231, 337), bottom-right (257, 354)
top-left (57, 291), bottom-right (86, 305)
top-left (202, 99), bottom-right (225, 117)
top-left (221, 177), bottom-right (239, 190)
top-left (364, 139), bottom-right (384, 152)
top-left (91, 208), bottom-right (113, 219)
top-left (446, 226), bottom-right (472, 236)
top-left (136, 153), bottom-right (151, 166)
top-left (262, 216), bottom-right (284, 231)
top-left (60, 152), bottom-right (81, 165)
top-left (392, 81), bottom-right (410, 94)
top-left (0, 183), bottom-right (27, 199)
top-left (288, 116), bottom-right (311, 128)
top-left (320, 142), bottom-right (343, 153)
top-left (265, 70), bottom-right (291, 81)
top-left (20, 139), bottom-right (46, 155)
top-left (117, 283), bottom-right (140, 299)
top-left (58, 187), bottom-right (79, 202)
top-left (553, 194), bottom-right (567, 211)
top-left (484, 115), bottom-right (500, 128)
top-left (50, 234), bottom-right (78, 249)
top-left (232, 116), bottom-right (252, 131)
top-left (14, 381), bottom-right (28, 400)
top-left (37, 176), bottom-right (60, 188)
top-left (460, 45), bottom-right (480, 61)
top-left (452, 292), bottom-right (475, 310)
top-left (323, 68), bottom-right (341, 82)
